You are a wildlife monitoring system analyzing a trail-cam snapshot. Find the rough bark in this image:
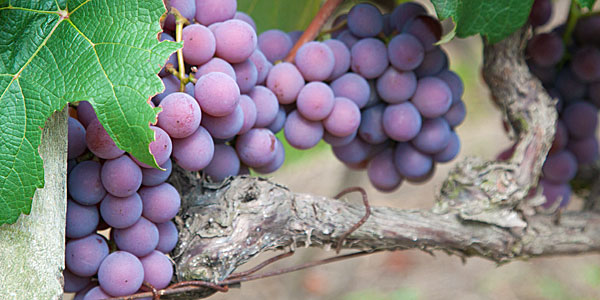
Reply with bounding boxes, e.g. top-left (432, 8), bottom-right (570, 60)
top-left (0, 110), bottom-right (68, 299)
